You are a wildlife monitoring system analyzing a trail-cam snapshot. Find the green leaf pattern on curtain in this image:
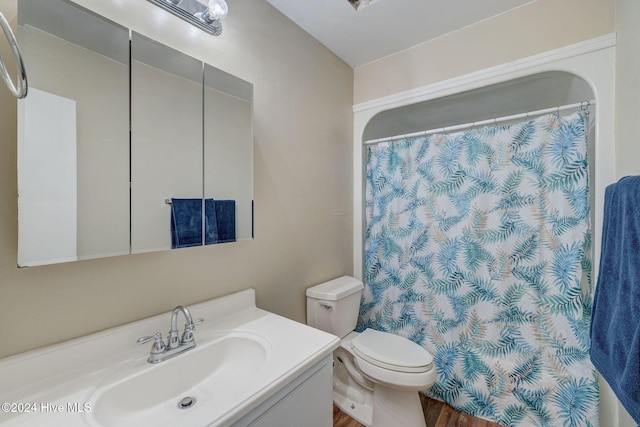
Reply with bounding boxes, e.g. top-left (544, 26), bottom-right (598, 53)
top-left (360, 112), bottom-right (598, 427)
